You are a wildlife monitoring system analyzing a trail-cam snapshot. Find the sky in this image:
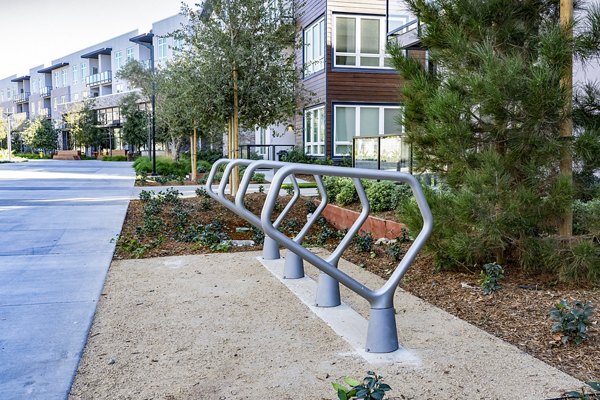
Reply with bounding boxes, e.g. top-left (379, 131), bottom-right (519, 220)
top-left (0, 0), bottom-right (196, 79)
